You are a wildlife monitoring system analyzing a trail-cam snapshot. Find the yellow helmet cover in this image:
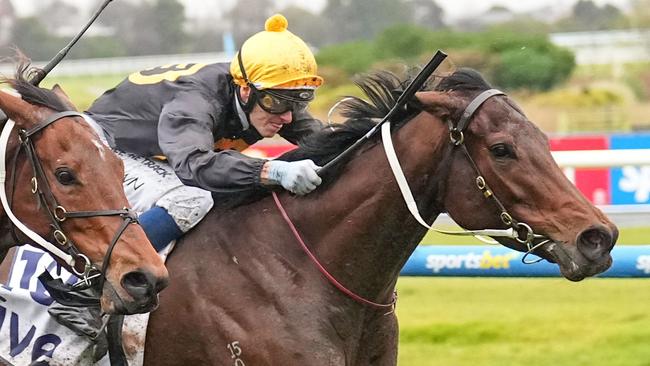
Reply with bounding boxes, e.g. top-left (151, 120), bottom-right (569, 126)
top-left (230, 14), bottom-right (323, 90)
